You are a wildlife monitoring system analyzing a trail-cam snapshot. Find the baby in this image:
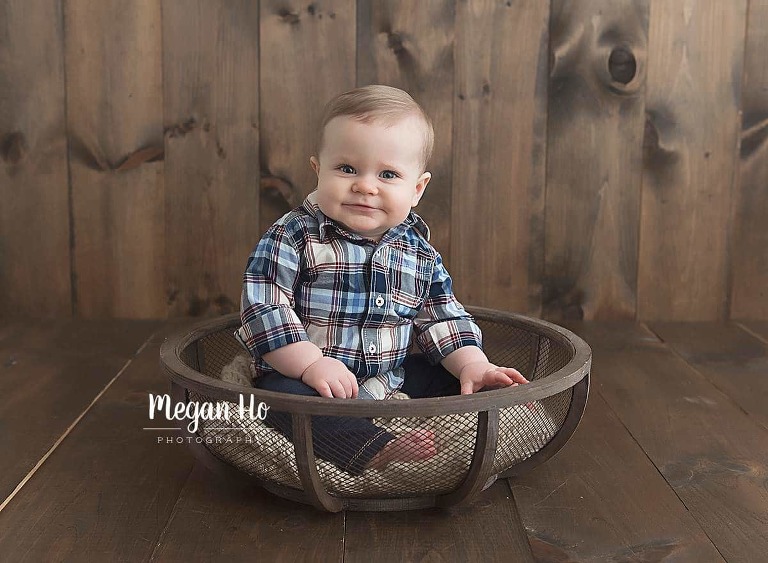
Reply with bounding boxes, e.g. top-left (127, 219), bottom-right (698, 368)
top-left (236, 85), bottom-right (528, 475)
